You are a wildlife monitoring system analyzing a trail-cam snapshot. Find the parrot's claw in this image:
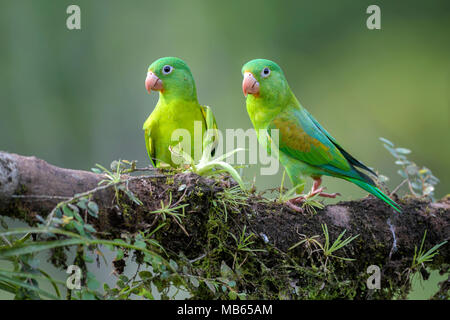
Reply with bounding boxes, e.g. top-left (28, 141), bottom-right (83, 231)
top-left (308, 182), bottom-right (341, 199)
top-left (308, 187), bottom-right (324, 198)
top-left (289, 195), bottom-right (306, 203)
